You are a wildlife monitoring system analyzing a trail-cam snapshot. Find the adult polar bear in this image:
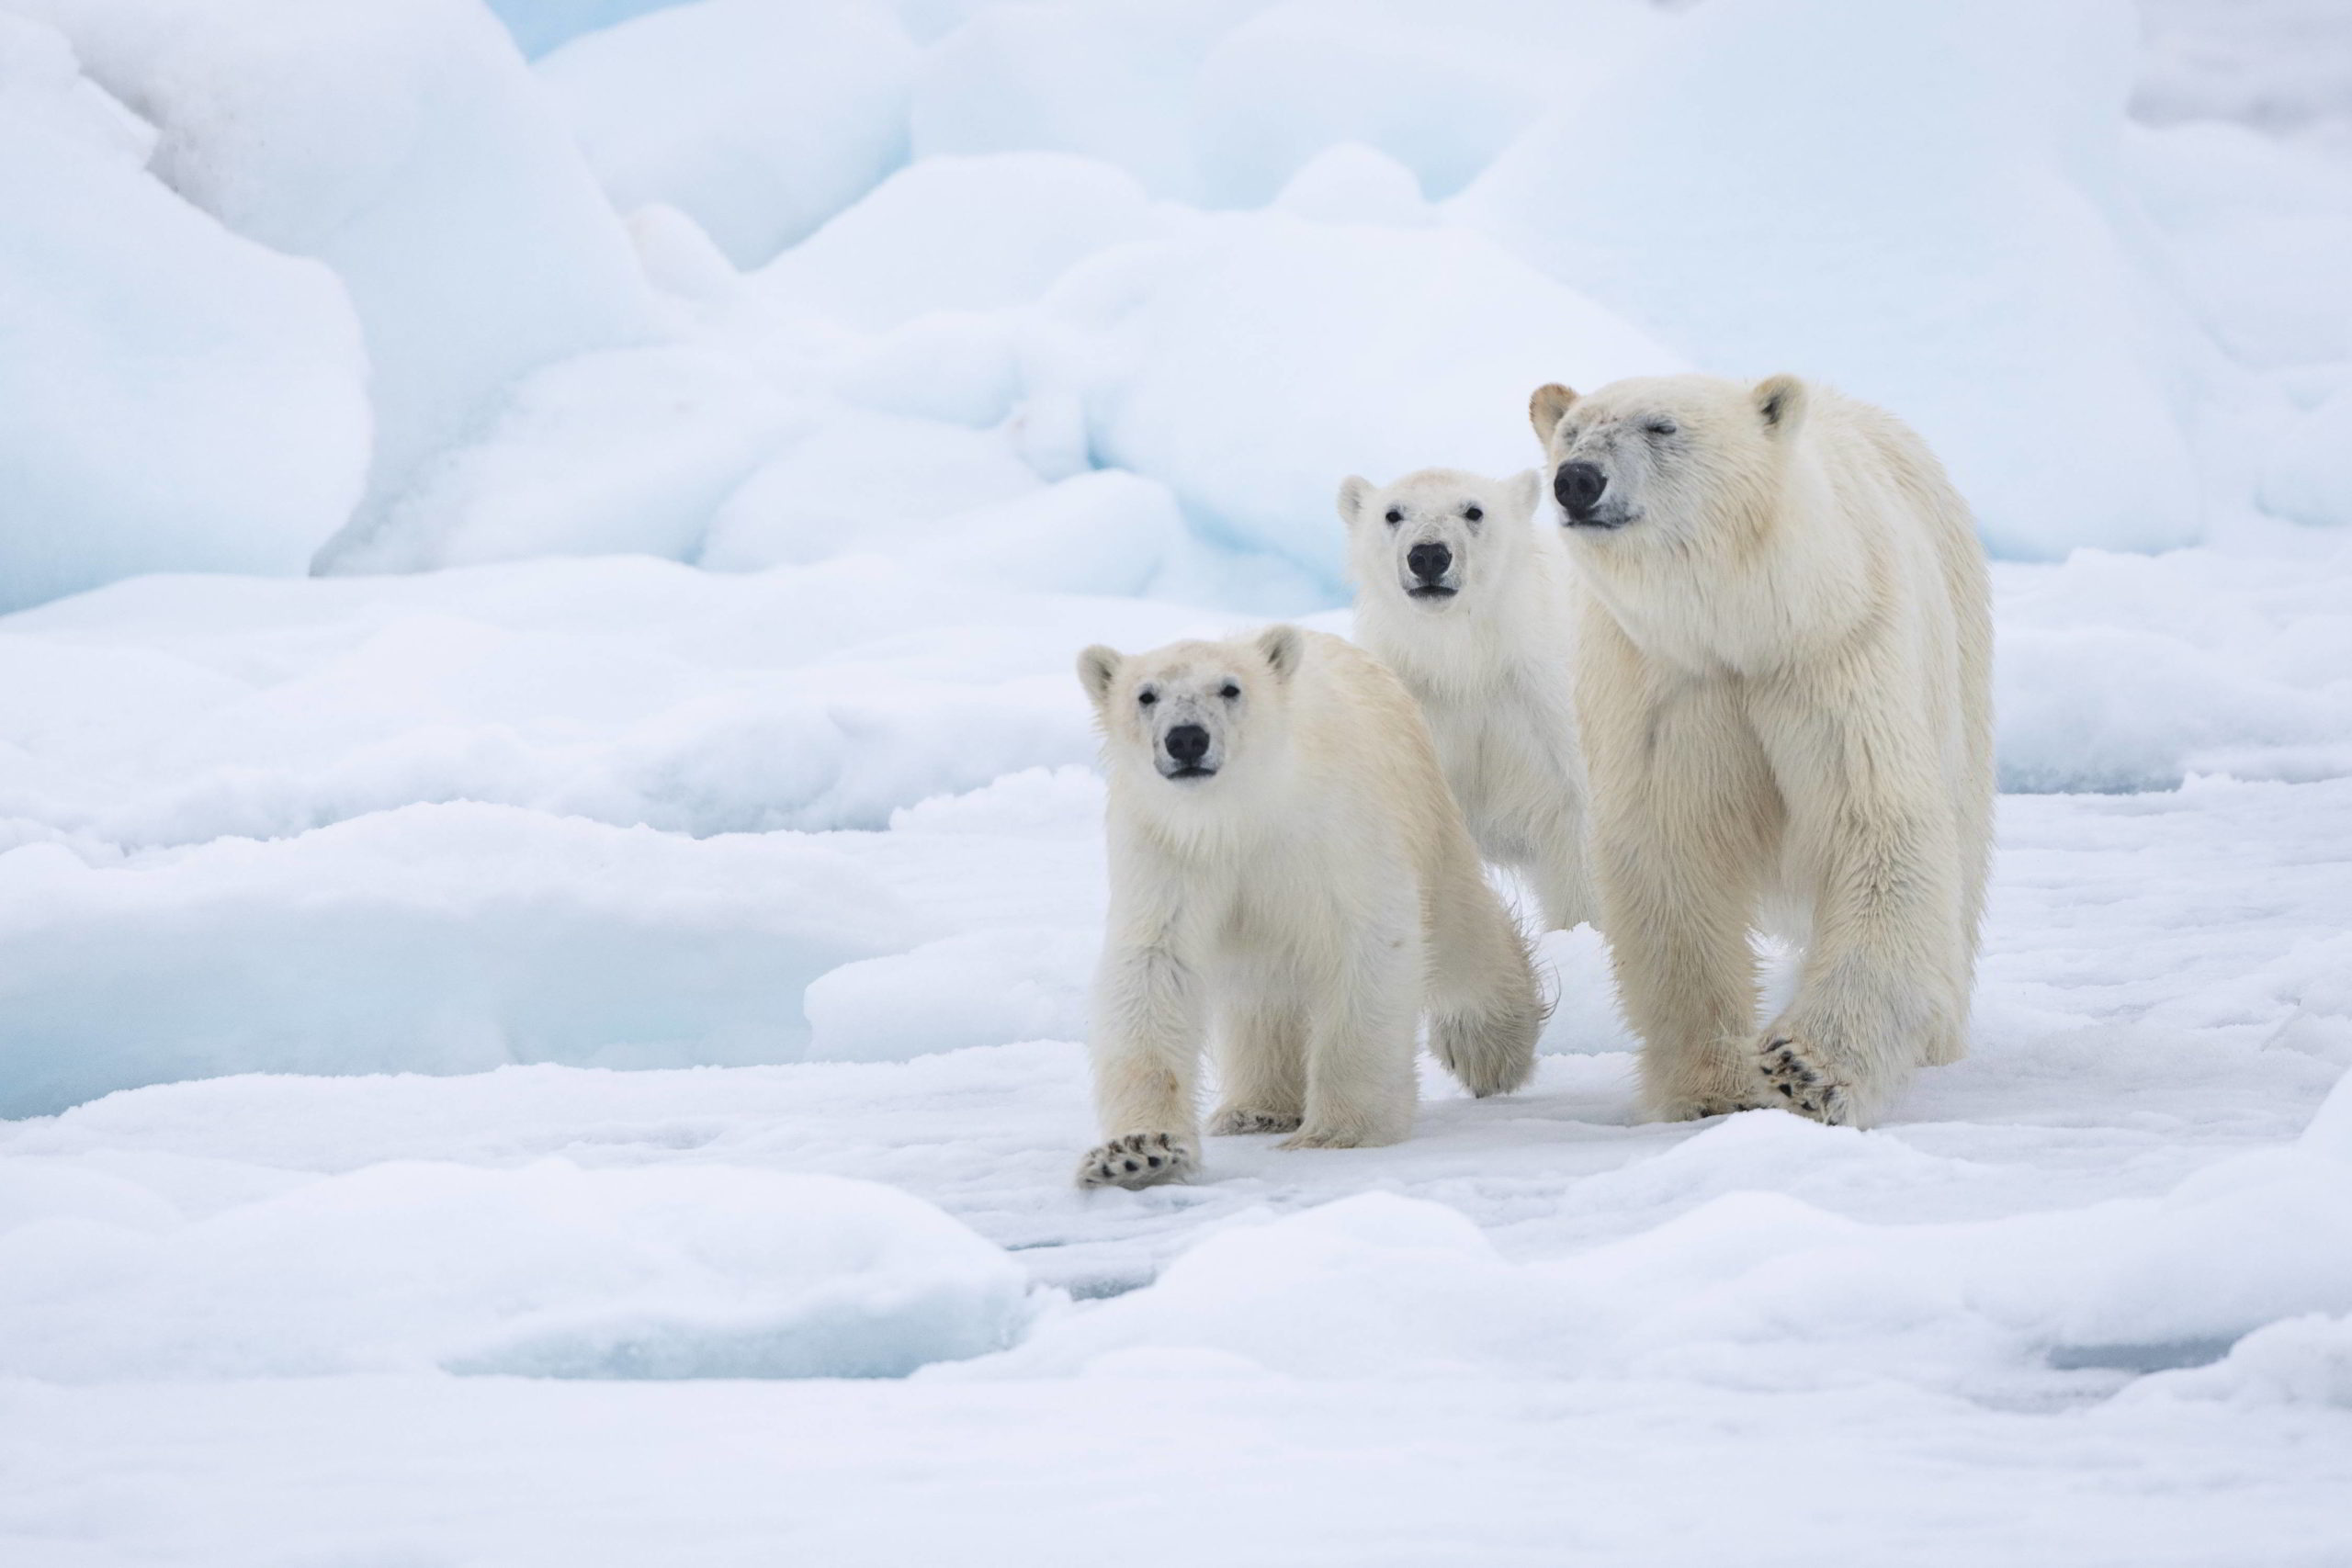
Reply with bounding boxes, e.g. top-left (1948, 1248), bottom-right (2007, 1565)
top-left (1338, 468), bottom-right (1596, 932)
top-left (1073, 626), bottom-right (1542, 1189)
top-left (1531, 374), bottom-right (1992, 1127)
